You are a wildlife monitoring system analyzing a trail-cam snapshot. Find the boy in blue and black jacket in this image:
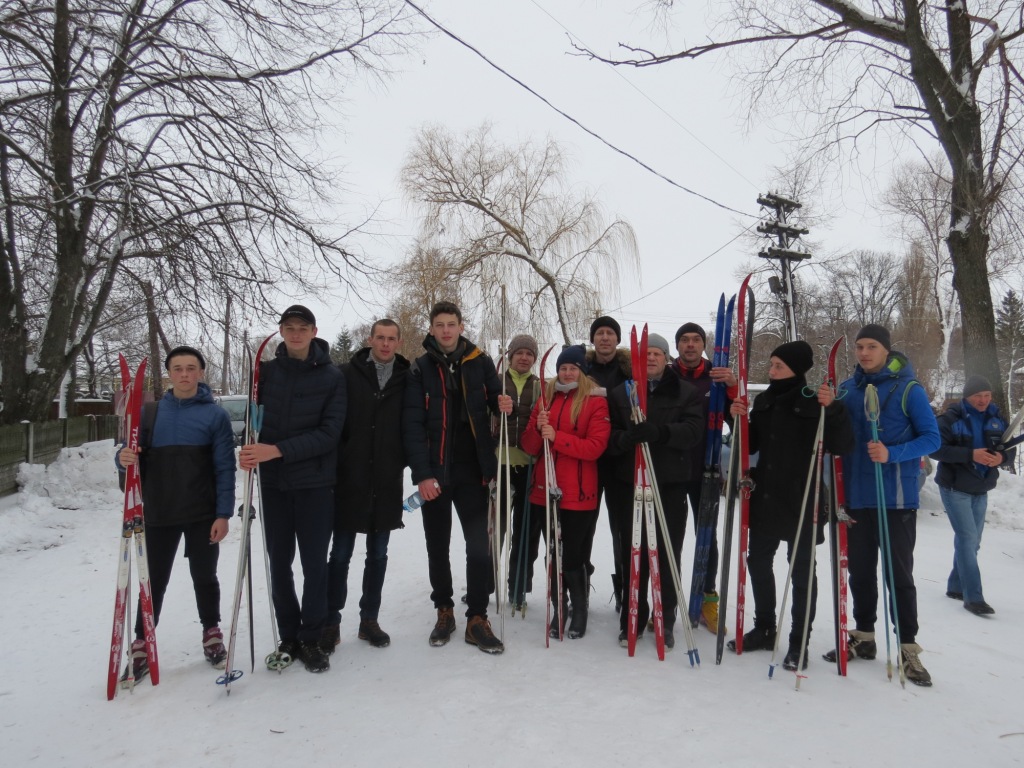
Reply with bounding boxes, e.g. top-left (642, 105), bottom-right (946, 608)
top-left (116, 346), bottom-right (236, 681)
top-left (828, 324), bottom-right (939, 687)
